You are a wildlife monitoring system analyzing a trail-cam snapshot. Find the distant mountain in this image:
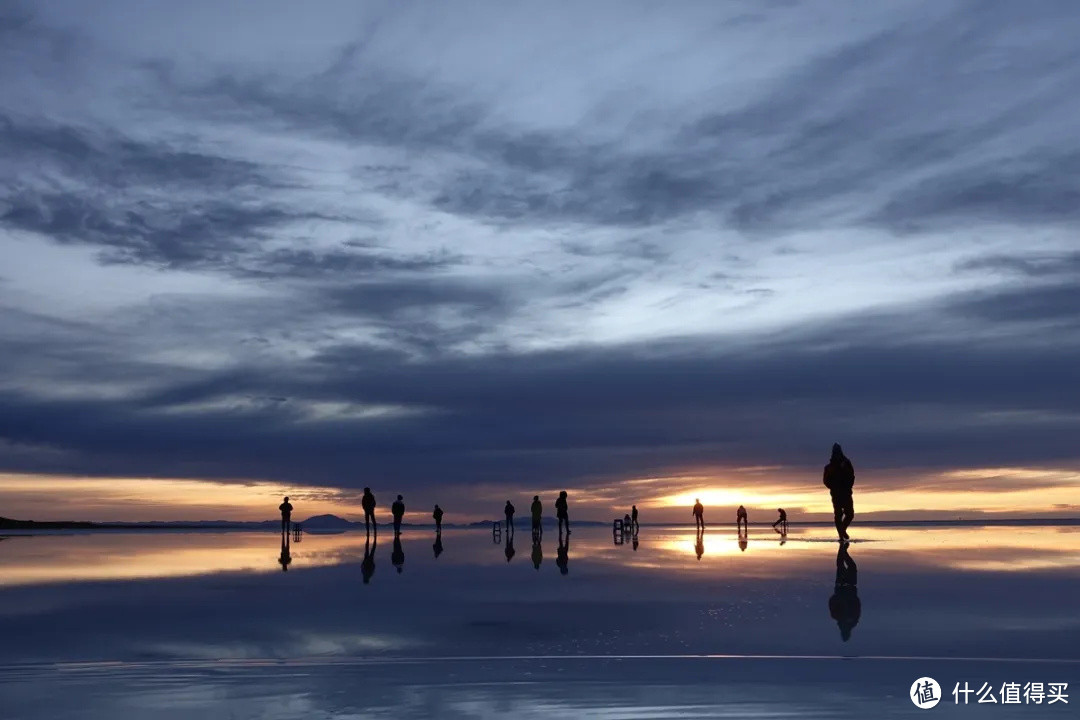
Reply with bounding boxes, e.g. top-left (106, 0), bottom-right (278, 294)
top-left (298, 514), bottom-right (358, 530)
